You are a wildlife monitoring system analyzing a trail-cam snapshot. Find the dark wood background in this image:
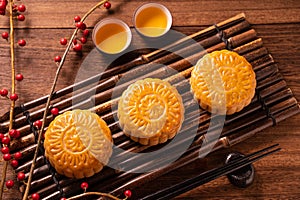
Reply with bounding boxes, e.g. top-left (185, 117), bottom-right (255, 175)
top-left (0, 0), bottom-right (299, 199)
